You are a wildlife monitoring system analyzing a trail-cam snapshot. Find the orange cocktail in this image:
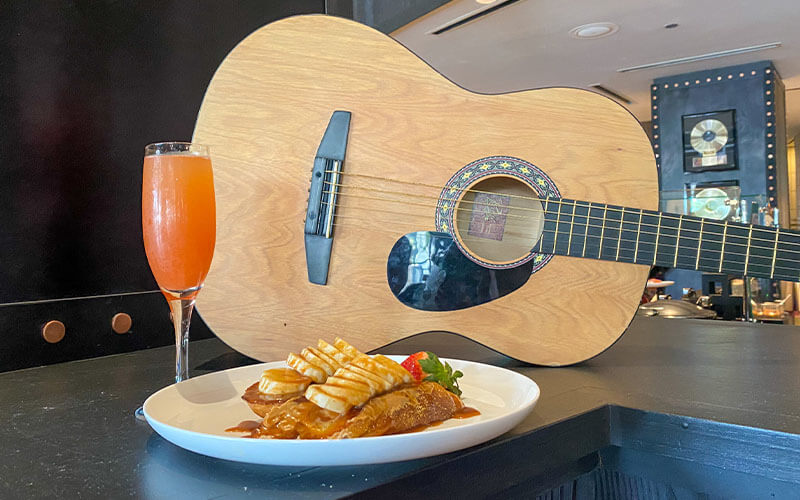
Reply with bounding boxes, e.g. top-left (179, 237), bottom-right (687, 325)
top-left (140, 142), bottom-right (215, 390)
top-left (142, 152), bottom-right (216, 297)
